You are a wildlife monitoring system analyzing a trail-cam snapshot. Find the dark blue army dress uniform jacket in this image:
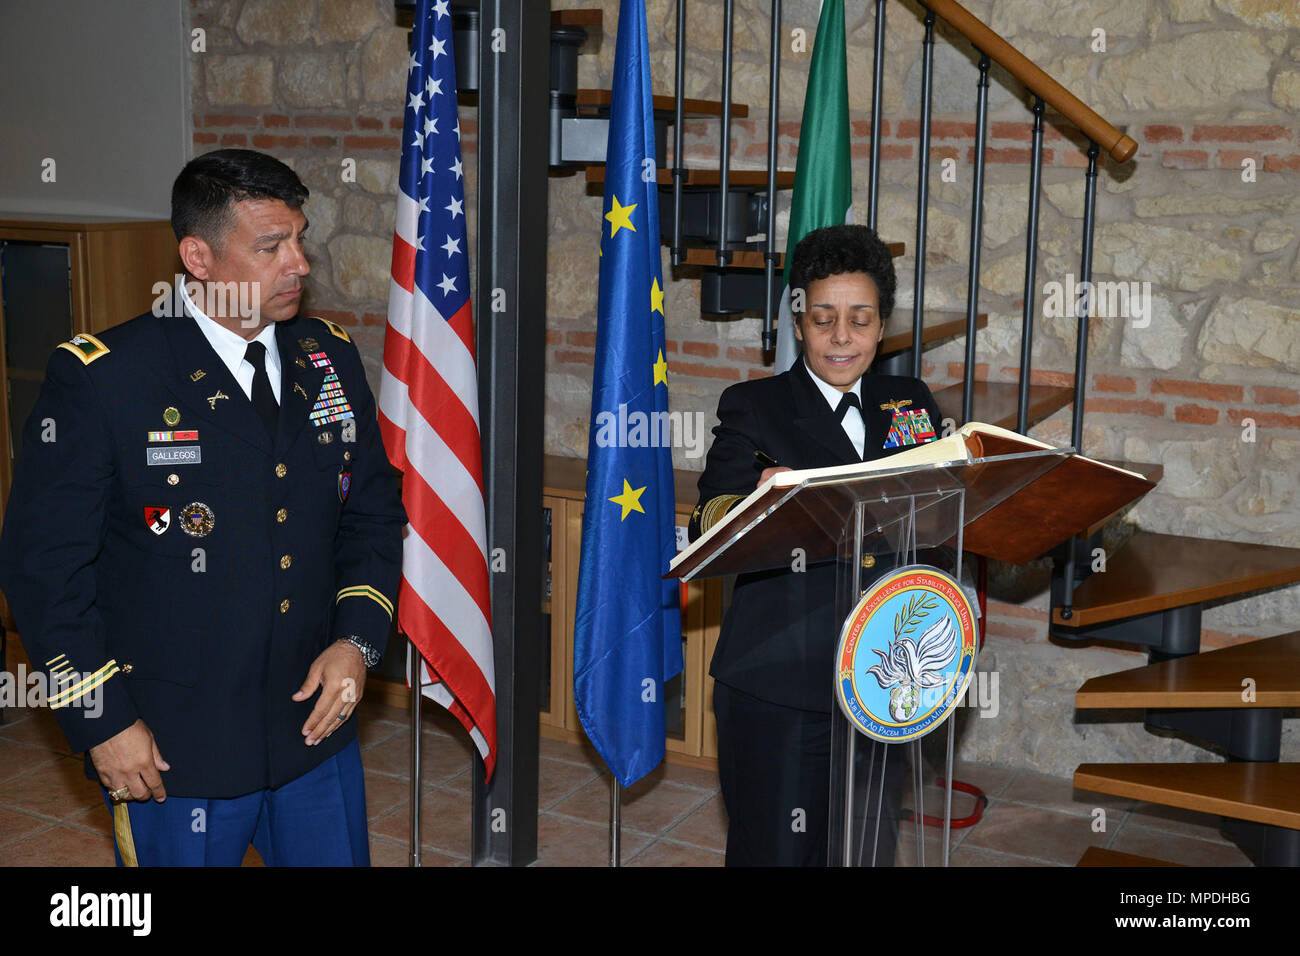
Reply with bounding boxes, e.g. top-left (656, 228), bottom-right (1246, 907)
top-left (0, 311), bottom-right (406, 798)
top-left (687, 358), bottom-right (943, 714)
